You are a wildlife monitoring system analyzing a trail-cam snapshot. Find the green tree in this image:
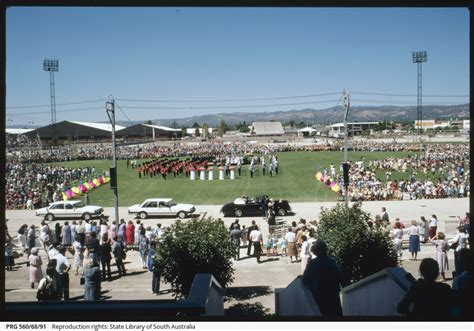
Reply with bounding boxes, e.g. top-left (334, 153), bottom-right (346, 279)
top-left (194, 127), bottom-right (200, 137)
top-left (192, 122), bottom-right (200, 128)
top-left (218, 118), bottom-right (228, 136)
top-left (315, 203), bottom-right (398, 287)
top-left (181, 126), bottom-right (188, 137)
top-left (153, 217), bottom-right (236, 298)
